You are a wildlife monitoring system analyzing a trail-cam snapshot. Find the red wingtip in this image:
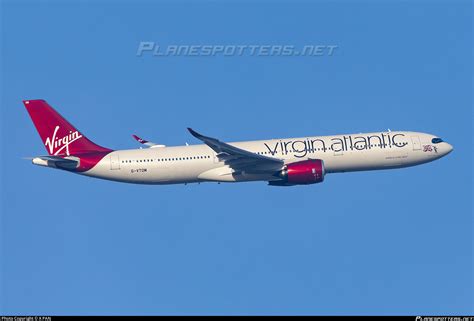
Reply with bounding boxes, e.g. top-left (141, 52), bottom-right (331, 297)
top-left (132, 134), bottom-right (148, 144)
